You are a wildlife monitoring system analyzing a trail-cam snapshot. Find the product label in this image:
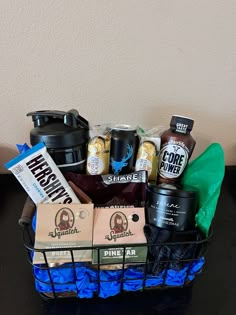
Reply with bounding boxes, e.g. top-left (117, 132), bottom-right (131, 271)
top-left (33, 203), bottom-right (94, 264)
top-left (87, 156), bottom-right (104, 175)
top-left (135, 158), bottom-right (153, 176)
top-left (102, 170), bottom-right (147, 185)
top-left (110, 144), bottom-right (133, 175)
top-left (176, 123), bottom-right (188, 134)
top-left (149, 200), bottom-right (184, 228)
top-left (5, 142), bottom-right (80, 205)
top-left (92, 207), bottom-right (147, 264)
top-left (146, 193), bottom-right (195, 231)
top-left (159, 144), bottom-right (188, 179)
